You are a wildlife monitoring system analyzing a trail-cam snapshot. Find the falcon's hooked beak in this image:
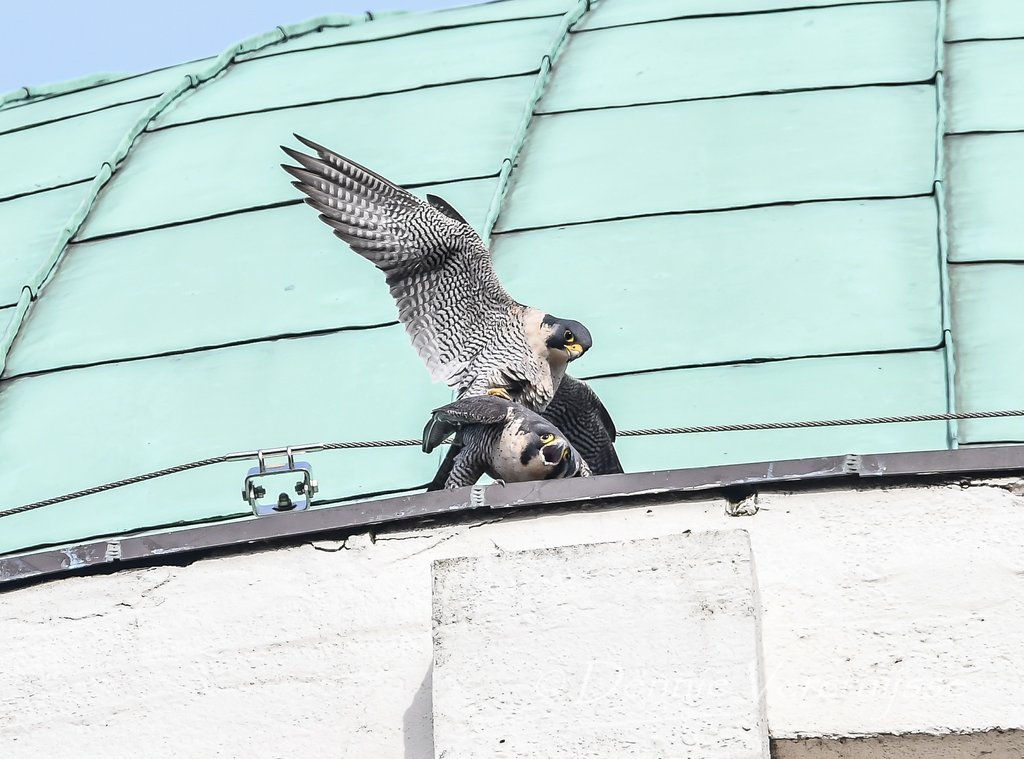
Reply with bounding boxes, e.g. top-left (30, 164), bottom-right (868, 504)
top-left (541, 437), bottom-right (570, 465)
top-left (565, 342), bottom-right (585, 361)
